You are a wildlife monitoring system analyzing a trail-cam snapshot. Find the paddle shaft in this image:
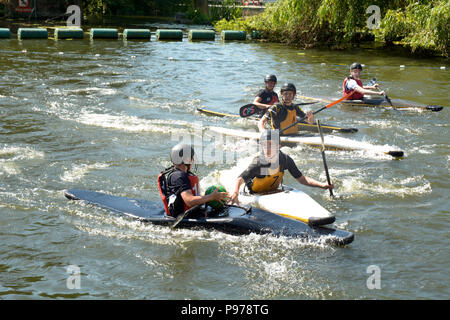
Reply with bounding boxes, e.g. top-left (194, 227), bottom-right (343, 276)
top-left (280, 91), bottom-right (354, 134)
top-left (317, 120), bottom-right (334, 197)
top-left (370, 77), bottom-right (393, 106)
